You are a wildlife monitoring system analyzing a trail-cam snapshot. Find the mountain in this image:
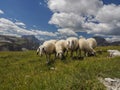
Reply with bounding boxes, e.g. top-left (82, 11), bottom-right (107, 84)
top-left (22, 35), bottom-right (40, 44)
top-left (93, 36), bottom-right (109, 46)
top-left (109, 41), bottom-right (120, 46)
top-left (0, 35), bottom-right (41, 51)
top-left (93, 36), bottom-right (120, 46)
